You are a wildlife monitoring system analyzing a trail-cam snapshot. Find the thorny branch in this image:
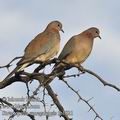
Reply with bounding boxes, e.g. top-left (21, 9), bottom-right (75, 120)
top-left (0, 74), bottom-right (71, 119)
top-left (63, 67), bottom-right (120, 92)
top-left (83, 68), bottom-right (120, 91)
top-left (45, 85), bottom-right (72, 120)
top-left (0, 58), bottom-right (120, 120)
top-left (1, 58), bottom-right (120, 91)
top-left (0, 98), bottom-right (35, 120)
top-left (60, 79), bottom-right (103, 120)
